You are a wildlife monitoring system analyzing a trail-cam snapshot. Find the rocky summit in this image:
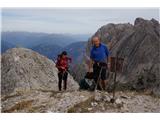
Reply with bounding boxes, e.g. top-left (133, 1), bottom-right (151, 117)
top-left (87, 18), bottom-right (160, 96)
top-left (1, 48), bottom-right (79, 96)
